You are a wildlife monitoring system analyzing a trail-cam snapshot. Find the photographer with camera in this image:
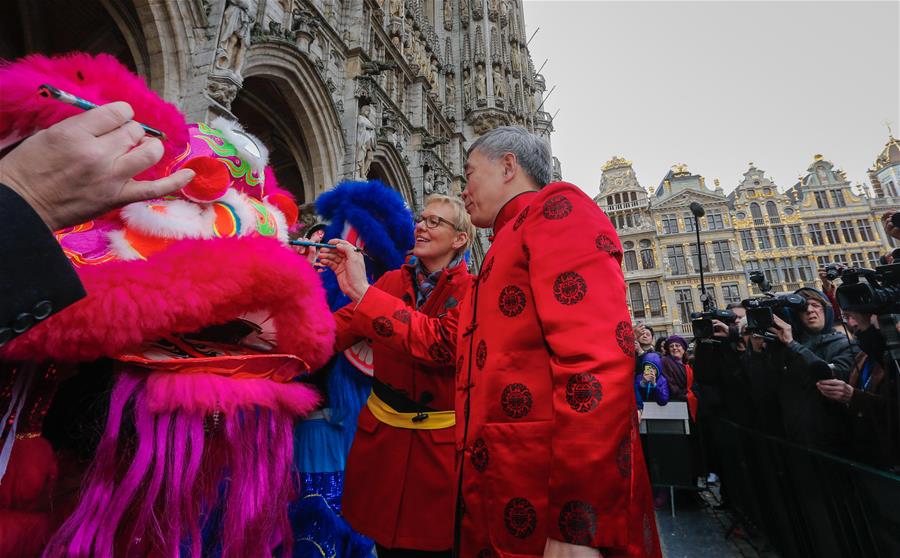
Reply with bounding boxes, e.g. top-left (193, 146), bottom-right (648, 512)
top-left (769, 288), bottom-right (856, 454)
top-left (812, 311), bottom-right (893, 467)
